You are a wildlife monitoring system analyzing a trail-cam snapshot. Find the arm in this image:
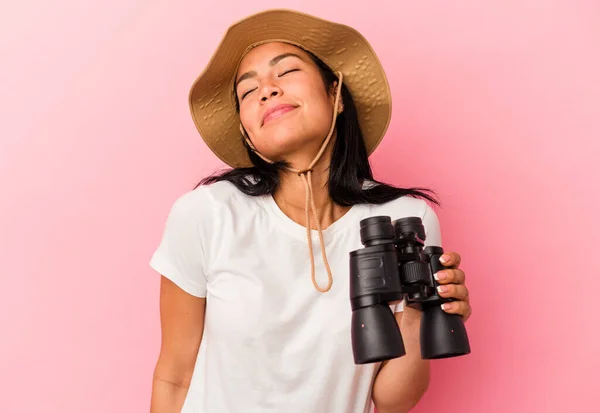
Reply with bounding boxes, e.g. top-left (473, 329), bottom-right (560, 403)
top-left (150, 276), bottom-right (206, 413)
top-left (371, 306), bottom-right (430, 413)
